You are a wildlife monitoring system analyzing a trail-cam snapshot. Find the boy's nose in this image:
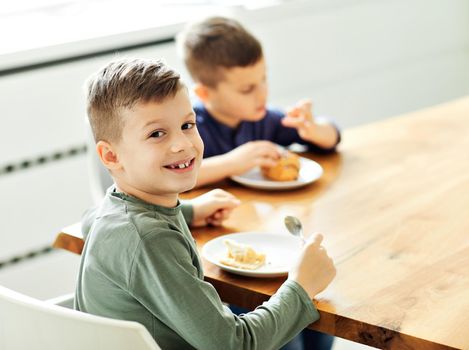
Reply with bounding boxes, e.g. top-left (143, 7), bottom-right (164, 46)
top-left (256, 83), bottom-right (268, 104)
top-left (170, 134), bottom-right (193, 153)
